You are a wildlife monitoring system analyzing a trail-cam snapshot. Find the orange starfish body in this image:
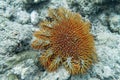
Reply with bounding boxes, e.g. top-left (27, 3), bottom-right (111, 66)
top-left (31, 7), bottom-right (97, 75)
